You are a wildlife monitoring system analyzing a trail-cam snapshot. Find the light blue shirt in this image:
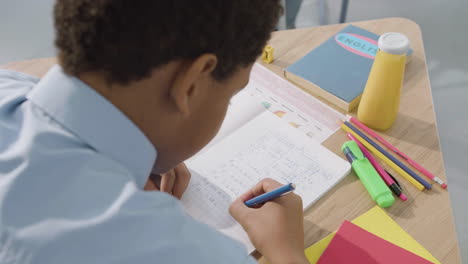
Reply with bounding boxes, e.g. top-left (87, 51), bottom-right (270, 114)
top-left (0, 66), bottom-right (256, 264)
